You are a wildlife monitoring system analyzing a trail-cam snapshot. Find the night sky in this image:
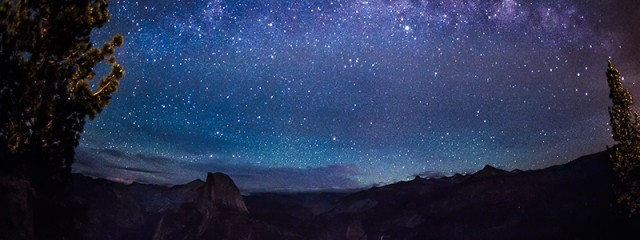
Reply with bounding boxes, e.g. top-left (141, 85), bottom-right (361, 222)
top-left (74, 0), bottom-right (640, 191)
